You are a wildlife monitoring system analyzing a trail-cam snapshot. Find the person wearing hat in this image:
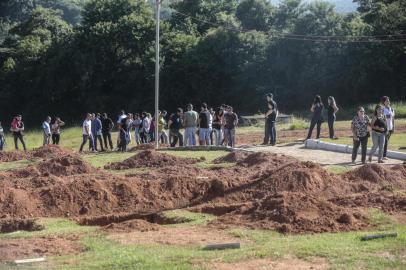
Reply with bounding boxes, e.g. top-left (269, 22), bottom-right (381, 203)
top-left (262, 93), bottom-right (278, 145)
